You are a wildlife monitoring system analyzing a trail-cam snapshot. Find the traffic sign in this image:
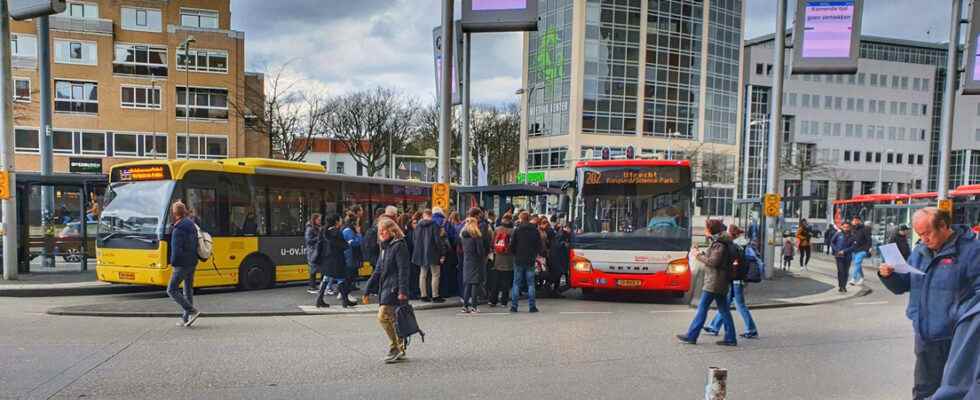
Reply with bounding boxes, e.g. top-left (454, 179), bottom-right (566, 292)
top-left (432, 183), bottom-right (450, 210)
top-left (0, 171), bottom-right (9, 200)
top-left (763, 193), bottom-right (782, 217)
top-left (938, 199), bottom-right (953, 214)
